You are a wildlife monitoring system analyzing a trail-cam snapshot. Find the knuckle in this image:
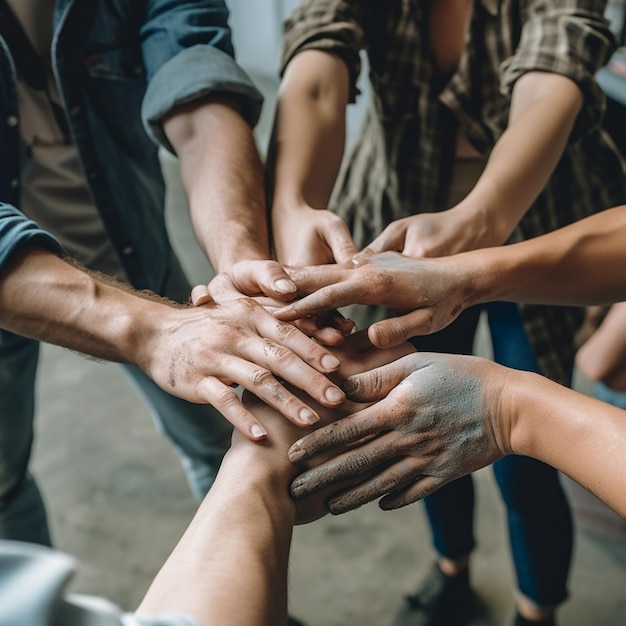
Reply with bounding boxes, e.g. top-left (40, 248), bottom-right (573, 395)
top-left (261, 338), bottom-right (292, 364)
top-left (273, 319), bottom-right (300, 342)
top-left (251, 367), bottom-right (275, 388)
top-left (344, 452), bottom-right (373, 475)
top-left (212, 386), bottom-right (240, 409)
